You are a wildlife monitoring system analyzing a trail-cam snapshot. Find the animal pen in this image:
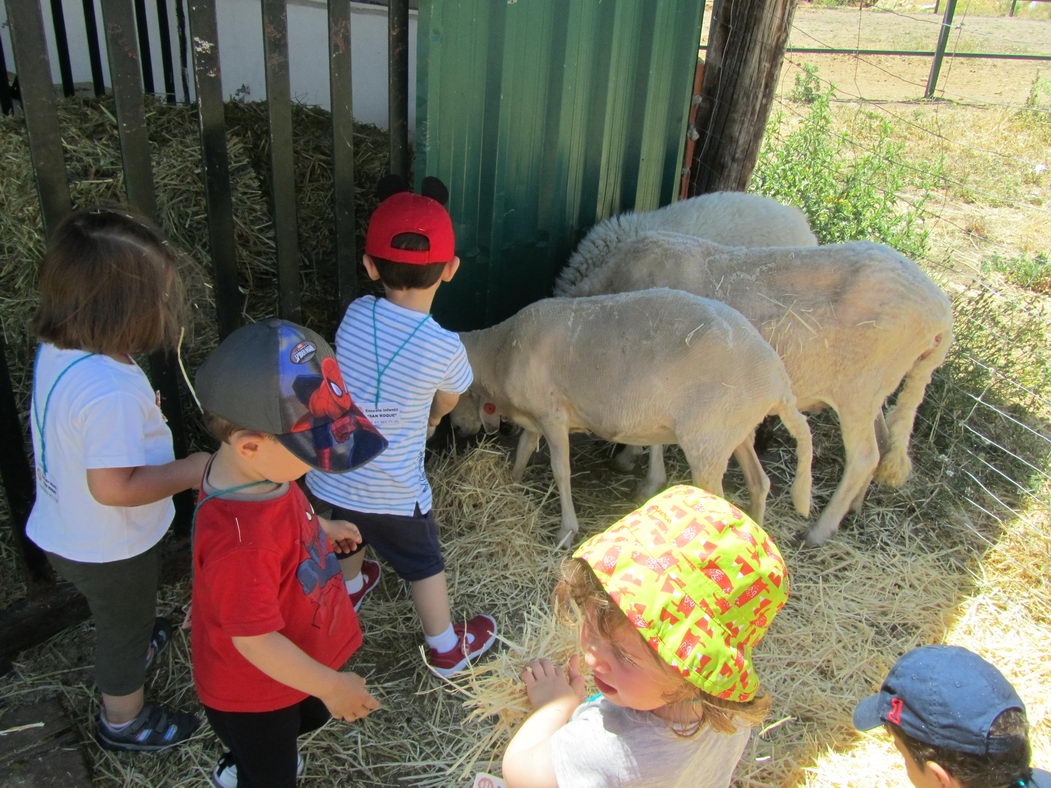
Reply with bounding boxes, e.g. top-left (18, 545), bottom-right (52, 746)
top-left (1, 0), bottom-right (1049, 786)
